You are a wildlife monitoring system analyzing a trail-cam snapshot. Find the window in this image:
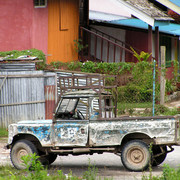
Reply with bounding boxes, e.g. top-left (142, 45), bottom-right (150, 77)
top-left (58, 98), bottom-right (78, 113)
top-left (34, 0), bottom-right (47, 8)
